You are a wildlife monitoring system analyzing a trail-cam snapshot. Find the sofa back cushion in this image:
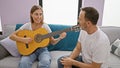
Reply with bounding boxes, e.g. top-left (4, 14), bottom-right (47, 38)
top-left (48, 24), bottom-right (80, 51)
top-left (15, 24), bottom-right (80, 51)
top-left (100, 26), bottom-right (120, 44)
